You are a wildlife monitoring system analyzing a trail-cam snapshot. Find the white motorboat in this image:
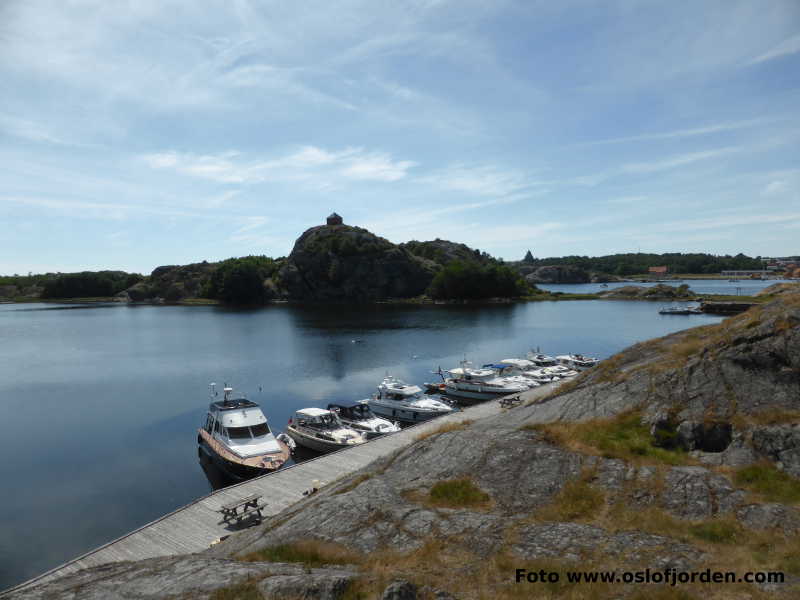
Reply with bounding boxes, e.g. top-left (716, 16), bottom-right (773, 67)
top-left (445, 362), bottom-right (528, 401)
top-left (541, 365), bottom-right (580, 378)
top-left (482, 363), bottom-right (539, 389)
top-left (327, 403), bottom-right (401, 439)
top-left (286, 408), bottom-right (367, 453)
top-left (197, 384), bottom-right (291, 480)
top-left (365, 376), bottom-right (456, 423)
top-left (527, 351), bottom-right (559, 367)
top-left (556, 354), bottom-right (599, 370)
top-left (498, 359), bottom-right (559, 384)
